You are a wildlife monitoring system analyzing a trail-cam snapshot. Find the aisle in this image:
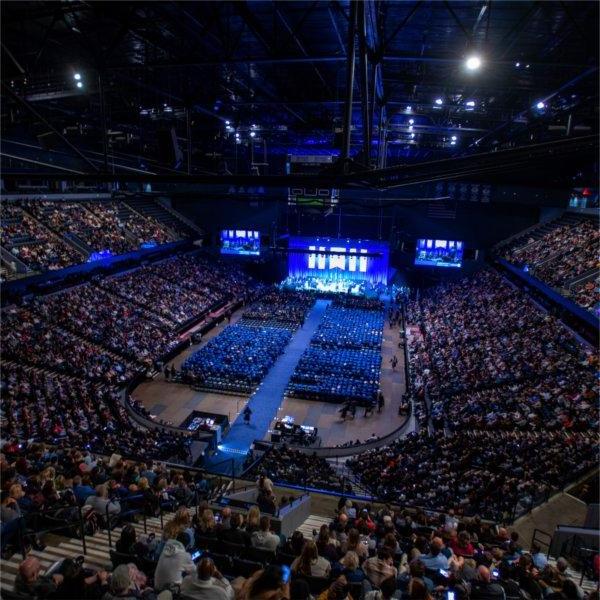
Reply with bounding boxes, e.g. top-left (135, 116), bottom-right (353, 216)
top-left (206, 299), bottom-right (331, 473)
